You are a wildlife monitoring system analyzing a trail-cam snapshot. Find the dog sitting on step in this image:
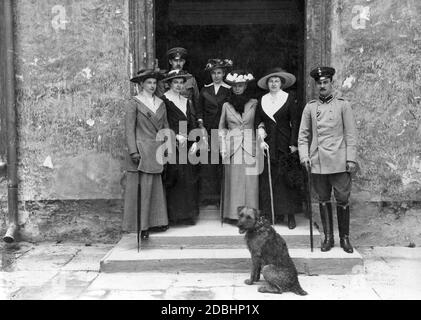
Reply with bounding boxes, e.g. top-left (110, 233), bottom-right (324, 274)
top-left (237, 206), bottom-right (307, 295)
